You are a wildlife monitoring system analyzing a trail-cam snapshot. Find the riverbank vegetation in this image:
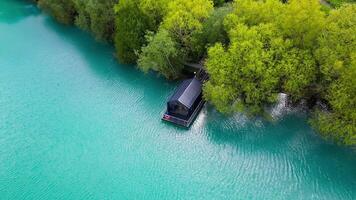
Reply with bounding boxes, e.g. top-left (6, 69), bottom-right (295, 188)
top-left (326, 0), bottom-right (355, 7)
top-left (34, 0), bottom-right (355, 145)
